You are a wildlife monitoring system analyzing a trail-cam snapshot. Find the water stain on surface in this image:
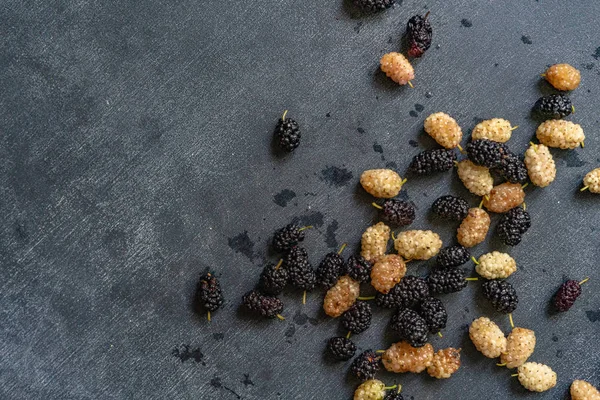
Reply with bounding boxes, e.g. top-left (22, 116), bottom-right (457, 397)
top-left (320, 166), bottom-right (353, 187)
top-left (593, 47), bottom-right (600, 60)
top-left (521, 35), bottom-right (533, 44)
top-left (409, 110), bottom-right (418, 117)
top-left (551, 335), bottom-right (558, 342)
top-left (292, 211), bottom-right (325, 228)
top-left (586, 310), bottom-right (600, 322)
top-left (414, 104), bottom-right (424, 112)
top-left (408, 140), bottom-right (419, 148)
top-left (555, 151), bottom-right (587, 168)
top-left (172, 344), bottom-right (204, 365)
top-left (357, 127), bottom-right (365, 134)
top-left (242, 373), bottom-right (254, 386)
top-left (293, 310), bottom-right (319, 326)
top-left (373, 143), bottom-right (383, 154)
top-left (354, 22), bottom-right (363, 33)
top-left (461, 19), bottom-right (472, 27)
top-left (273, 189), bottom-right (296, 207)
top-left (228, 231), bottom-right (256, 261)
top-left (385, 161), bottom-right (398, 169)
top-left (284, 324), bottom-right (296, 337)
top-left (325, 220), bottom-right (339, 249)
top-left (14, 220), bottom-right (28, 240)
top-left (210, 377), bottom-right (241, 399)
top-left (213, 332), bottom-right (224, 341)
